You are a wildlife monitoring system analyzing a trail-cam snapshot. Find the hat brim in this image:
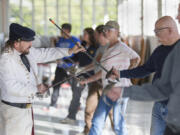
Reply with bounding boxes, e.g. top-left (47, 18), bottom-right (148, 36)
top-left (21, 37), bottom-right (35, 41)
